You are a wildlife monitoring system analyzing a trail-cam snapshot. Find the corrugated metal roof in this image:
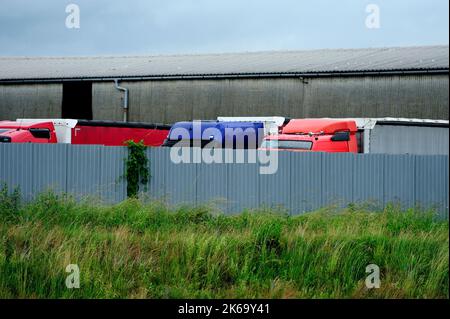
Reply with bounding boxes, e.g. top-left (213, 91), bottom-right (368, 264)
top-left (0, 45), bottom-right (448, 81)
